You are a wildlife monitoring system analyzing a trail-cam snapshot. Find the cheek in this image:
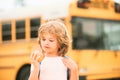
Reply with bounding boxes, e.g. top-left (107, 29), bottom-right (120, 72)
top-left (40, 41), bottom-right (44, 47)
top-left (50, 42), bottom-right (58, 48)
top-left (56, 42), bottom-right (60, 49)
